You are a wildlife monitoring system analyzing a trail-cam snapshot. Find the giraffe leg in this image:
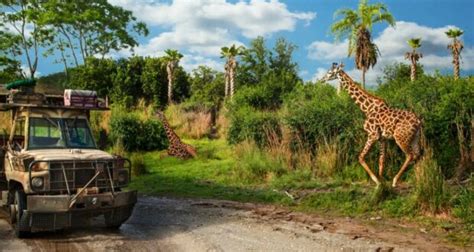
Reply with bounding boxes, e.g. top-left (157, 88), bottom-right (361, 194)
top-left (392, 127), bottom-right (418, 187)
top-left (359, 136), bottom-right (381, 185)
top-left (392, 154), bottom-right (413, 187)
top-left (378, 140), bottom-right (386, 178)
